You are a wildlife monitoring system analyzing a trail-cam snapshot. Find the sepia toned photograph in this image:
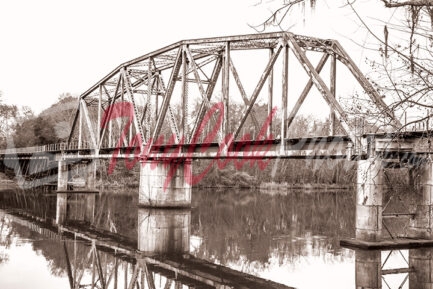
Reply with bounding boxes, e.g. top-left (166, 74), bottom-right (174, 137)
top-left (1, 1), bottom-right (433, 288)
